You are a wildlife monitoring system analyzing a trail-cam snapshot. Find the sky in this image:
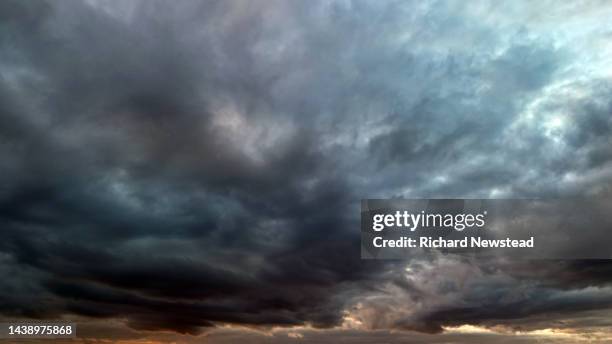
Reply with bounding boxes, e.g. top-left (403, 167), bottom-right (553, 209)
top-left (1, 0), bottom-right (612, 343)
